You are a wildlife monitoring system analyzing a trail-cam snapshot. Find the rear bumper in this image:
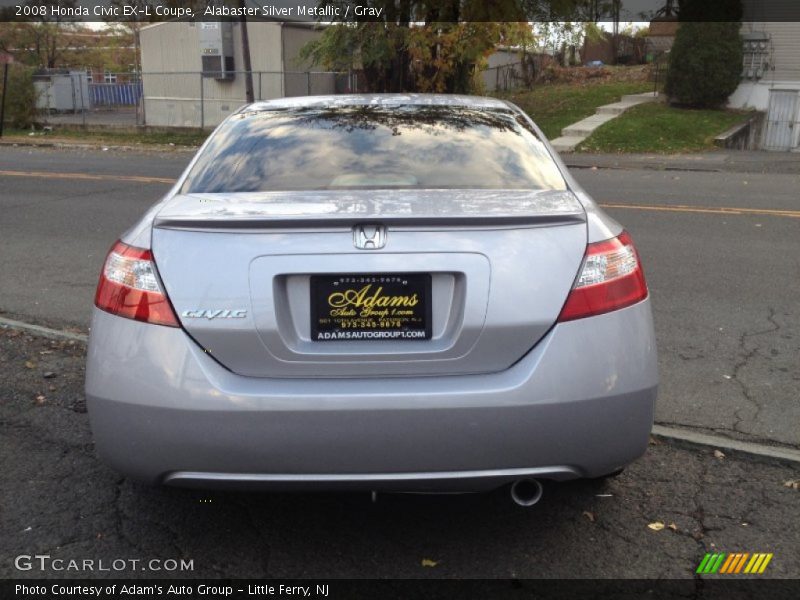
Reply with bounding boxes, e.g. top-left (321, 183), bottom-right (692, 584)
top-left (85, 300), bottom-right (658, 491)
